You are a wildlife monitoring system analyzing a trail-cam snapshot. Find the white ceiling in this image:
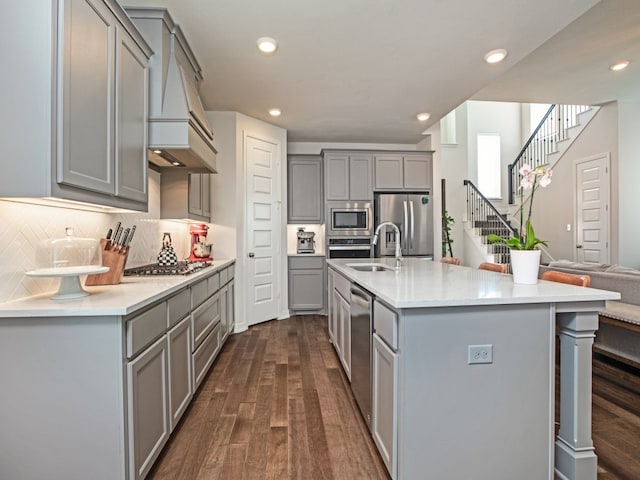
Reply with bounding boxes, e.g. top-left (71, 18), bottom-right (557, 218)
top-left (120, 0), bottom-right (639, 144)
